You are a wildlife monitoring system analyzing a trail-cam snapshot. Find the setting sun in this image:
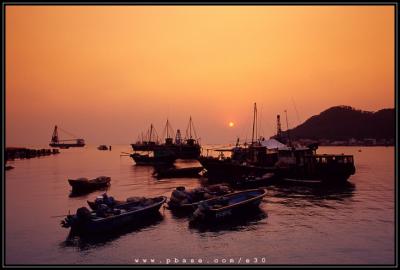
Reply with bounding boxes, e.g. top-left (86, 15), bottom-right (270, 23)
top-left (228, 122), bottom-right (235, 128)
